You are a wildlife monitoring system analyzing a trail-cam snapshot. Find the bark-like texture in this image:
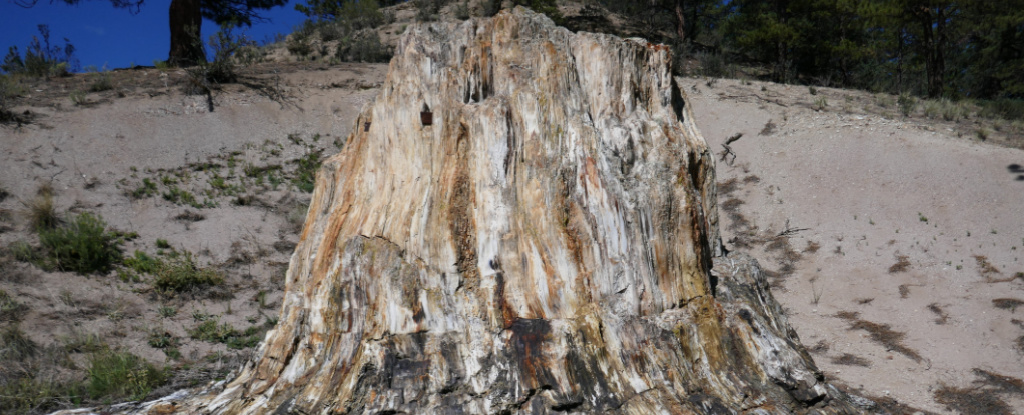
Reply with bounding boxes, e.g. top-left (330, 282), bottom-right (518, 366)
top-left (95, 8), bottom-right (870, 414)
